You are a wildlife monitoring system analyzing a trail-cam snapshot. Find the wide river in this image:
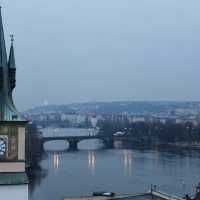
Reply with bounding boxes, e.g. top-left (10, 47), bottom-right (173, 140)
top-left (30, 128), bottom-right (200, 200)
